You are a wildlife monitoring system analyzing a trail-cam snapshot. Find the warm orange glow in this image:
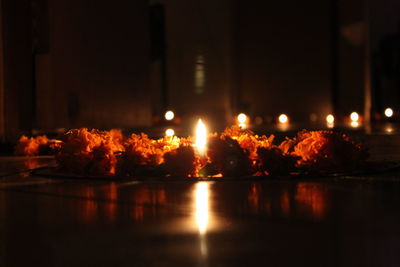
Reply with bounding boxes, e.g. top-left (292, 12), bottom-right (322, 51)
top-left (24, 159), bottom-right (39, 169)
top-left (132, 186), bottom-right (167, 221)
top-left (104, 183), bottom-right (118, 223)
top-left (280, 190), bottom-right (291, 216)
top-left (195, 119), bottom-right (207, 156)
top-left (248, 183), bottom-right (261, 214)
top-left (295, 183), bottom-right (326, 220)
top-left (81, 188), bottom-right (97, 224)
